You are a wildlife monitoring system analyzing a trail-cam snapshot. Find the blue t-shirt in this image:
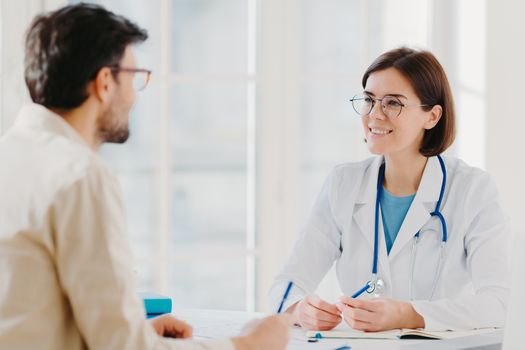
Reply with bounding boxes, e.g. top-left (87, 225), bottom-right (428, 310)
top-left (380, 187), bottom-right (416, 255)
